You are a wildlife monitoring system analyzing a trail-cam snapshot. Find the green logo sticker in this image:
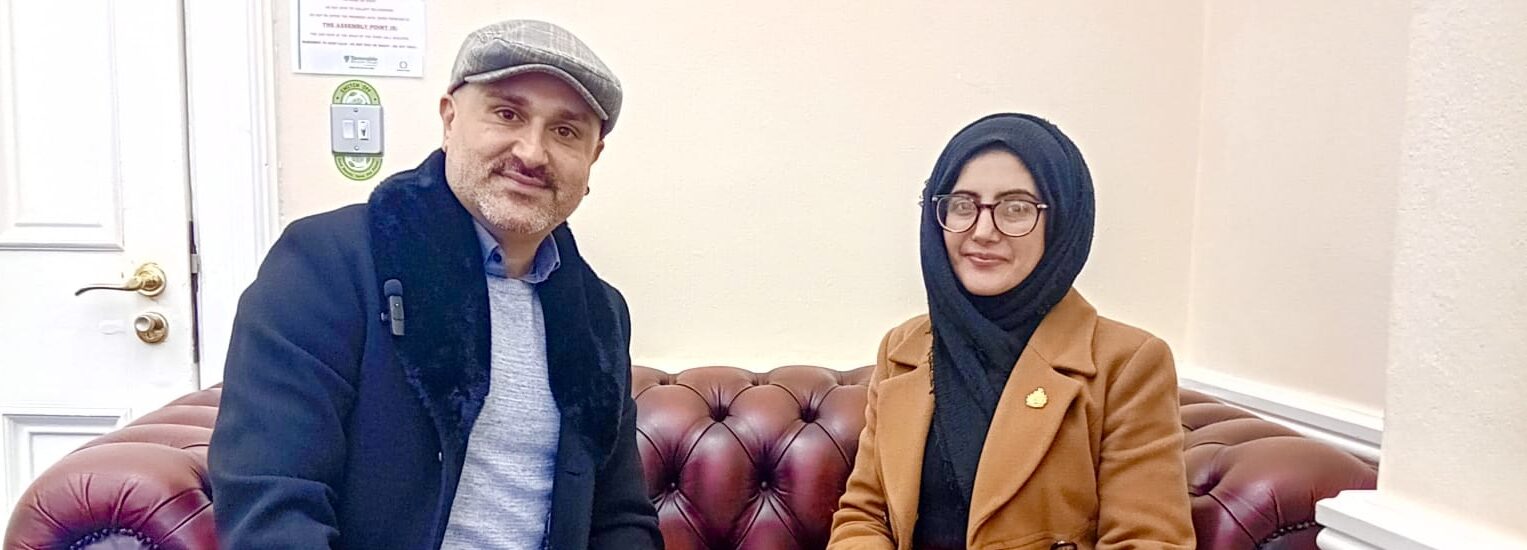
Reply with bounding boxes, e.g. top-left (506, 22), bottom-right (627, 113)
top-left (333, 80), bottom-right (382, 105)
top-left (333, 80), bottom-right (383, 181)
top-left (334, 155), bottom-right (383, 181)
